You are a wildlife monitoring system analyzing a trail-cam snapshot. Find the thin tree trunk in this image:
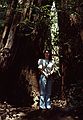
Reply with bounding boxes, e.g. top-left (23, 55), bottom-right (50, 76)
top-left (0, 0), bottom-right (18, 48)
top-left (58, 0), bottom-right (70, 100)
top-left (4, 12), bottom-right (21, 49)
